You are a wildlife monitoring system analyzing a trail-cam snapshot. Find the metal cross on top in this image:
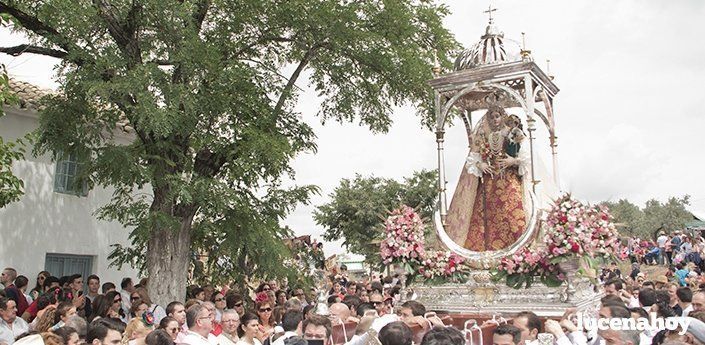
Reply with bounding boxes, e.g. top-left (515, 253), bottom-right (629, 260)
top-left (484, 4), bottom-right (497, 22)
